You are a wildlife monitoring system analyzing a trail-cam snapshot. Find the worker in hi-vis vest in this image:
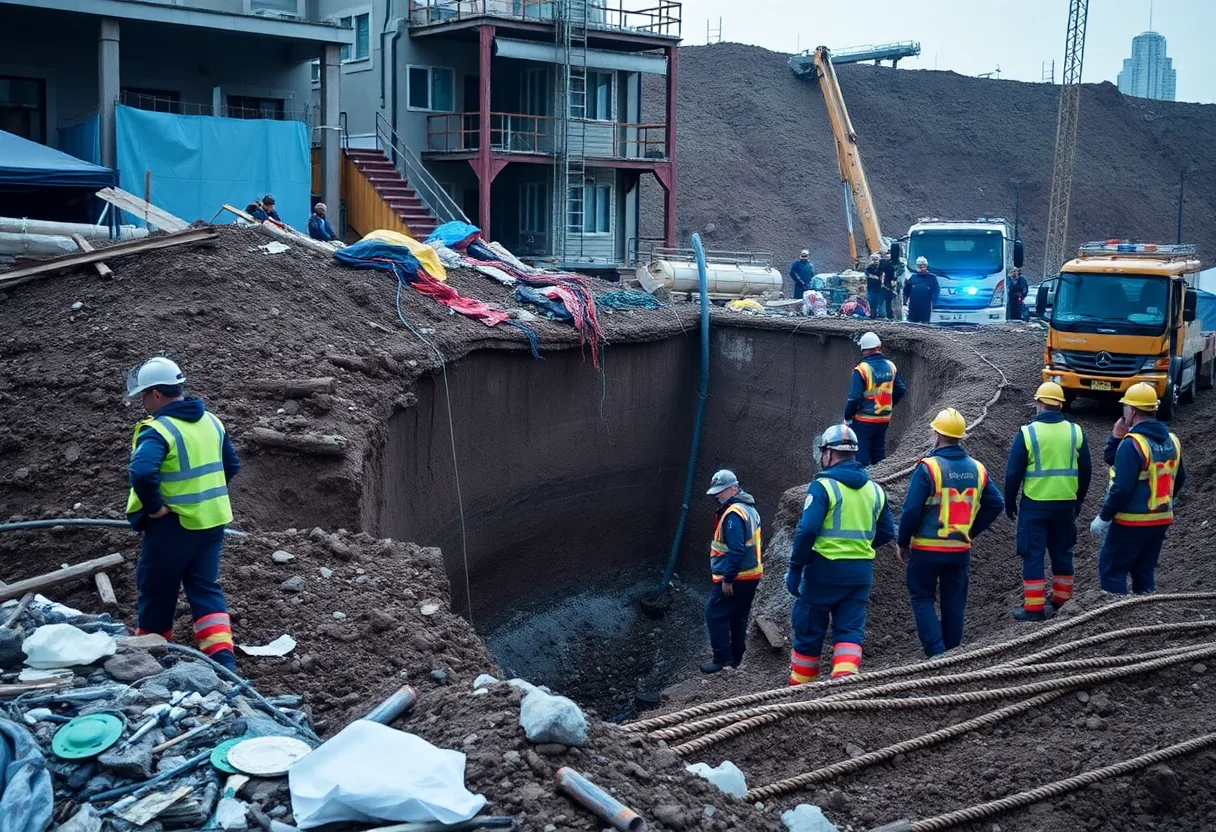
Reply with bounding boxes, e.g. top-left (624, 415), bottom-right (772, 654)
top-left (125, 357), bottom-right (241, 670)
top-left (1003, 382), bottom-right (1091, 621)
top-left (843, 332), bottom-right (907, 467)
top-left (787, 424), bottom-right (895, 685)
top-left (1090, 383), bottom-right (1187, 595)
top-left (702, 469), bottom-right (764, 674)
